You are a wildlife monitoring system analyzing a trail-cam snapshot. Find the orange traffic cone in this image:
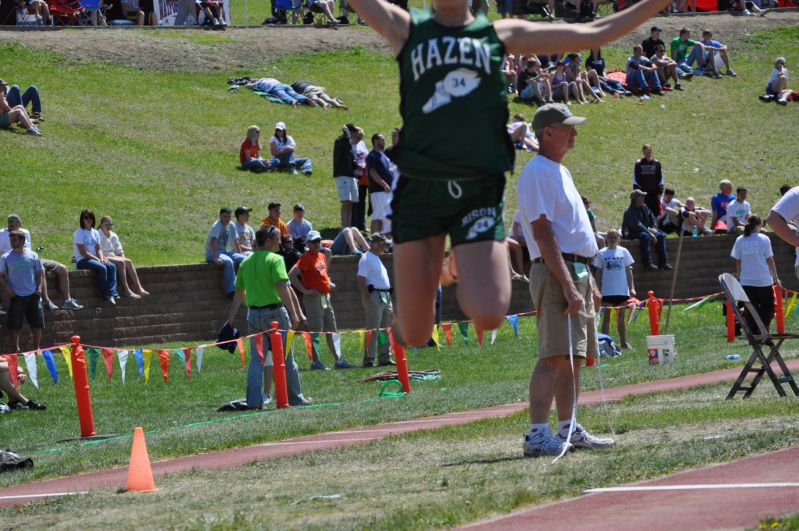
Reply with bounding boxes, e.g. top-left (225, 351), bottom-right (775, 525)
top-left (124, 426), bottom-right (157, 492)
